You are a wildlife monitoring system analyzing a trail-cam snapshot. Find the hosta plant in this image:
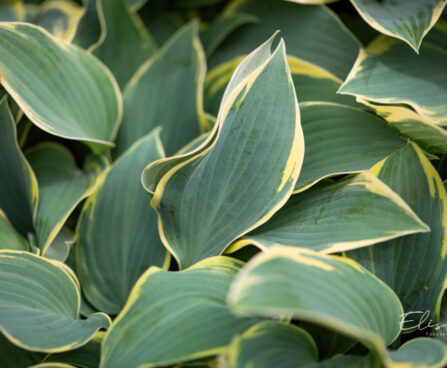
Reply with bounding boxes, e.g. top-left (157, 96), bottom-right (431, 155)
top-left (1, 0), bottom-right (447, 367)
